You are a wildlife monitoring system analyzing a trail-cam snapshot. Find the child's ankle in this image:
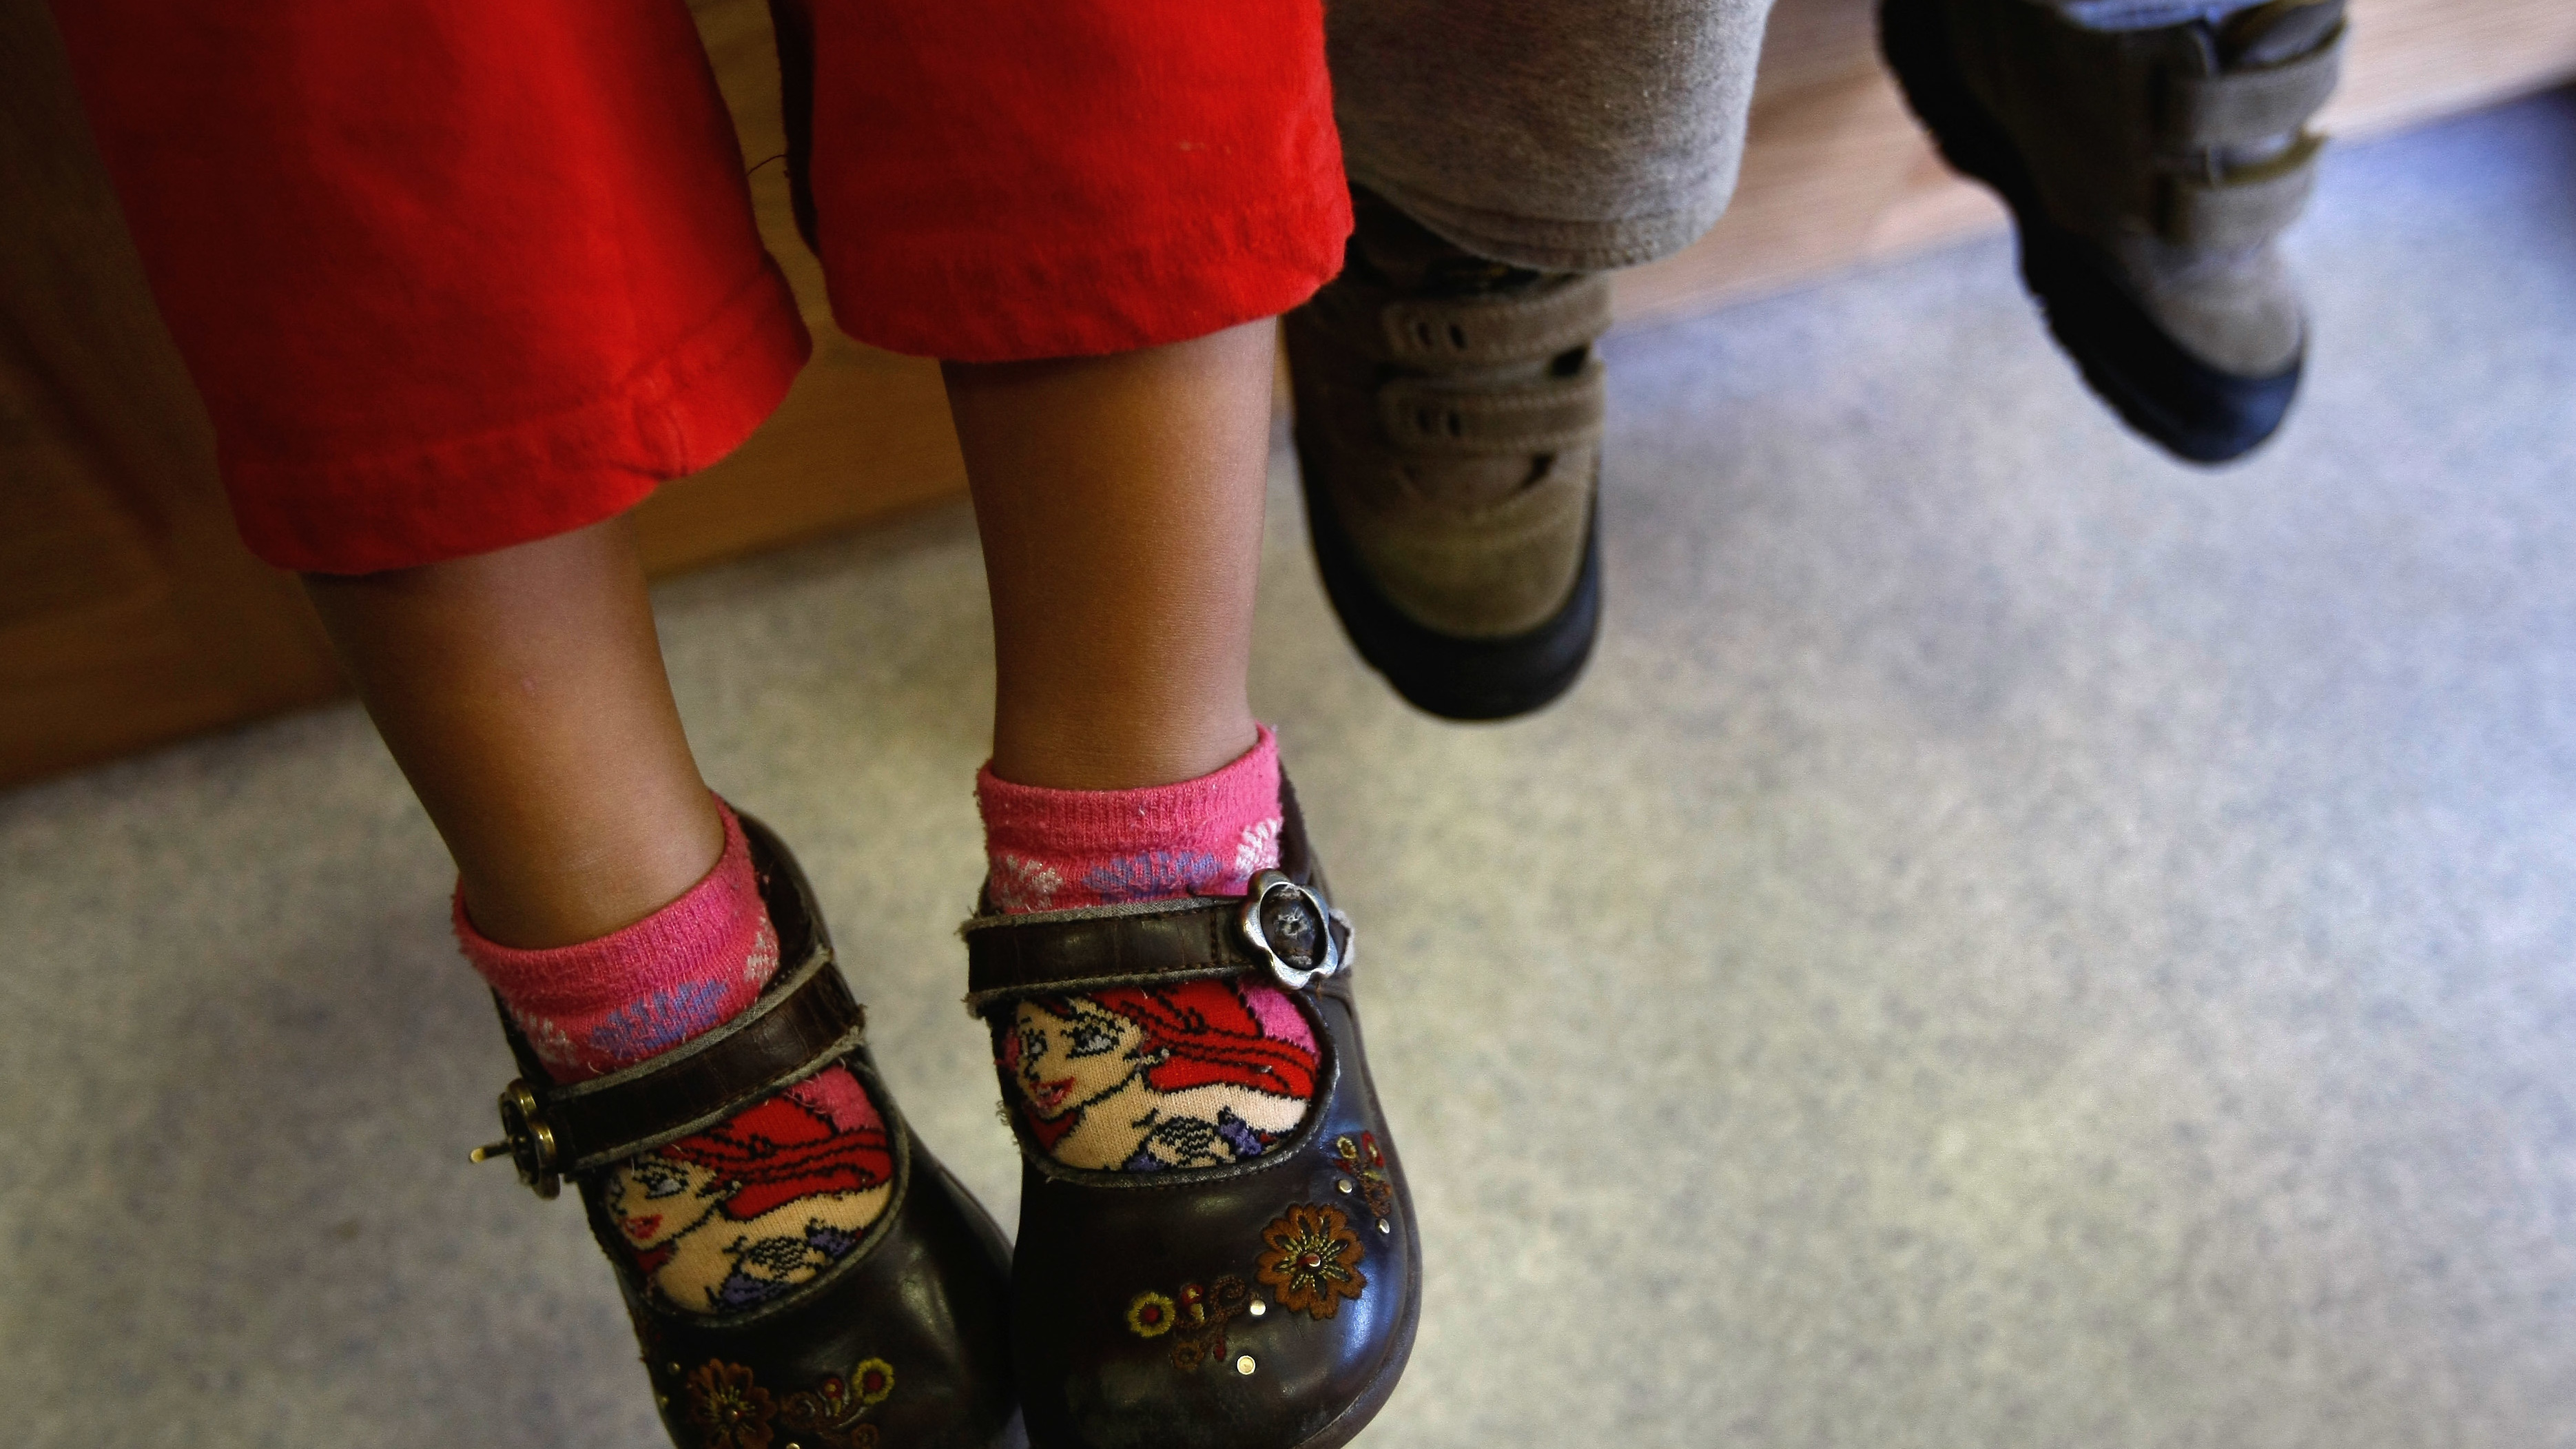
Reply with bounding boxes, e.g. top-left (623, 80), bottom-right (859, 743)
top-left (454, 798), bottom-right (777, 1082)
top-left (978, 725), bottom-right (1282, 912)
